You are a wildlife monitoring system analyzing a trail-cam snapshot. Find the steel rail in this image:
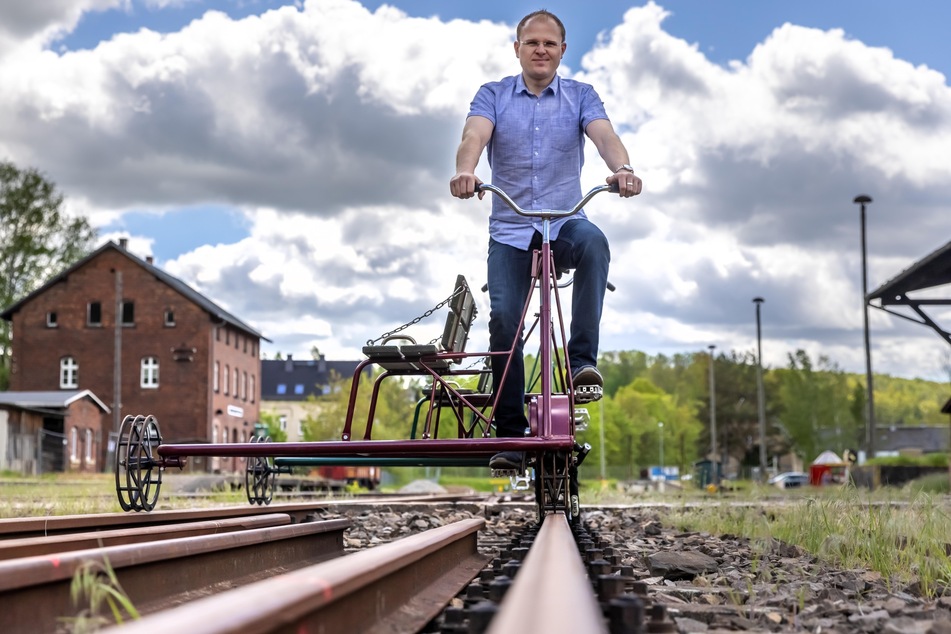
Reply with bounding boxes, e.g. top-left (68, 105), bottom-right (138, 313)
top-left (0, 513), bottom-right (291, 560)
top-left (0, 502), bottom-right (331, 539)
top-left (0, 518), bottom-right (349, 634)
top-left (99, 517), bottom-right (488, 634)
top-left (487, 512), bottom-right (608, 634)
